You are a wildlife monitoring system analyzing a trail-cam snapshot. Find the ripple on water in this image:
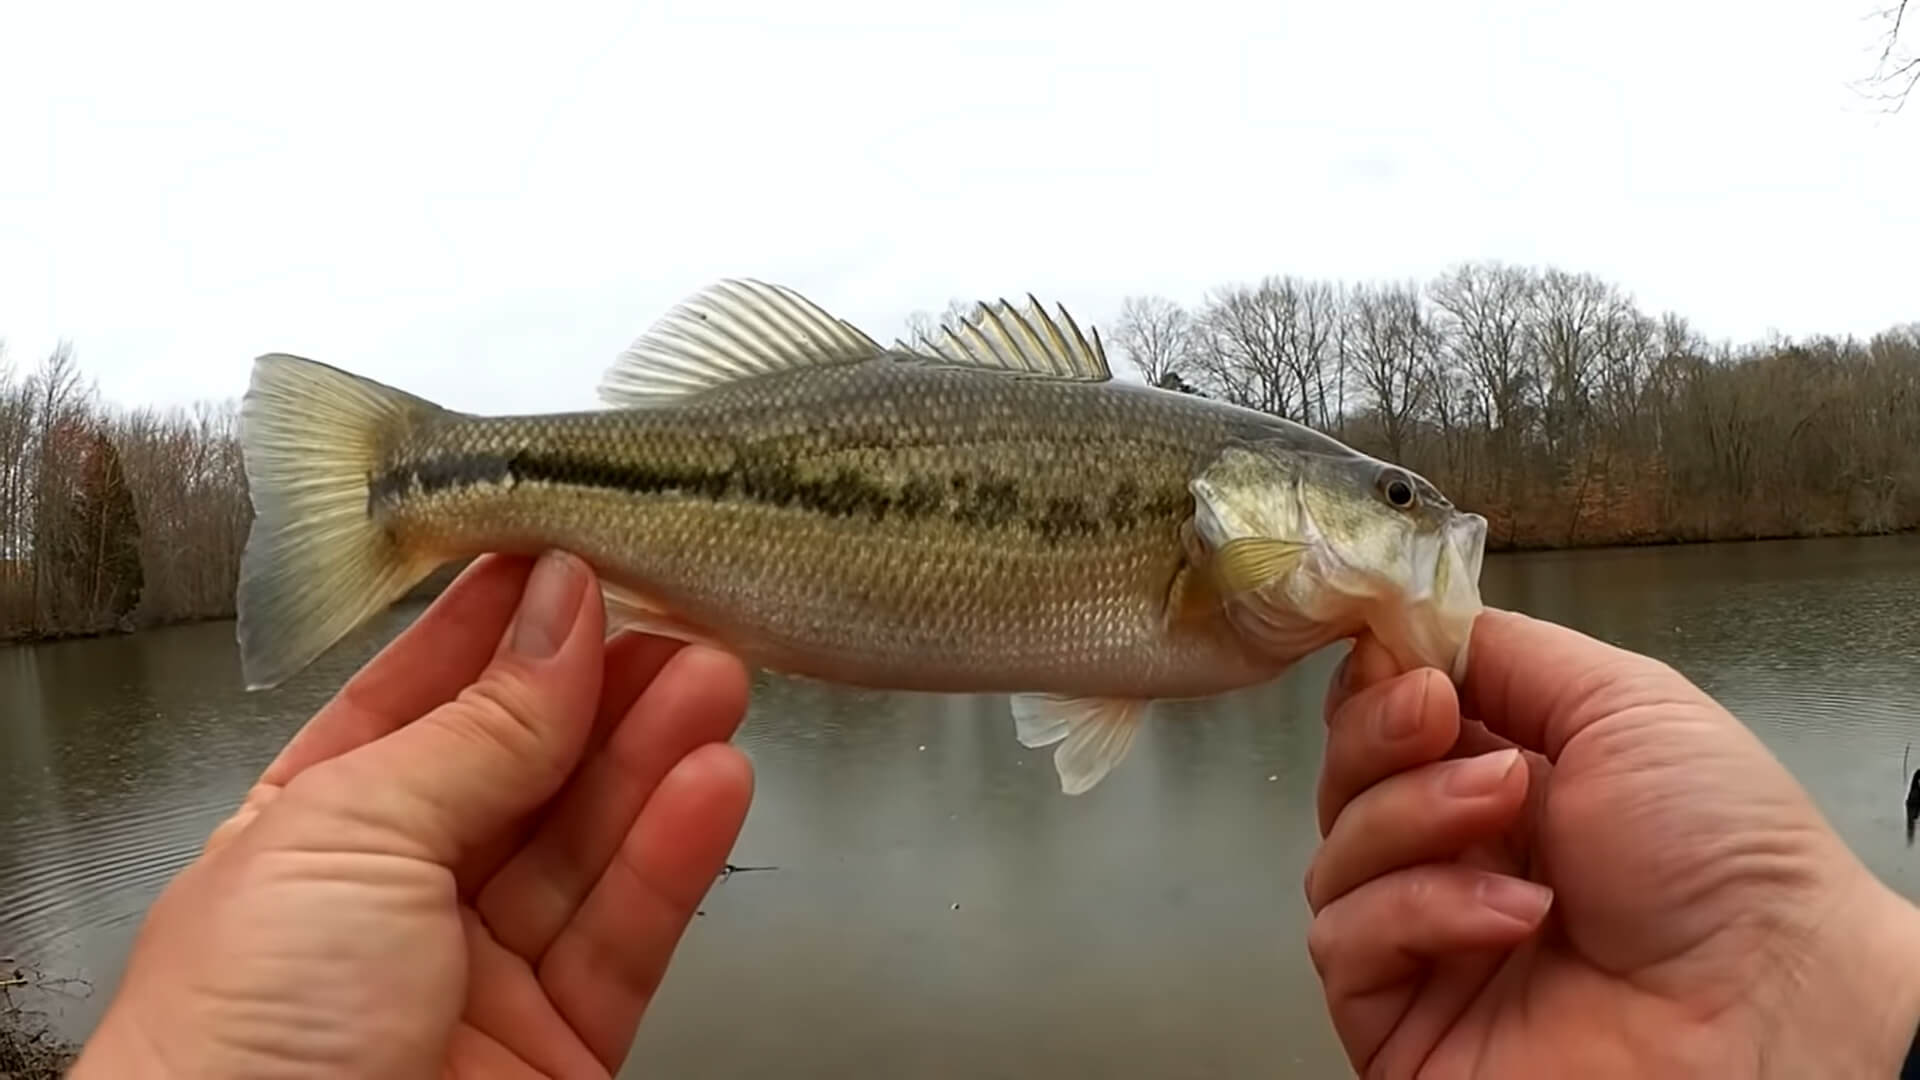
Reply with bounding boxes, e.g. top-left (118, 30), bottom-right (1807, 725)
top-left (0, 780), bottom-right (238, 950)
